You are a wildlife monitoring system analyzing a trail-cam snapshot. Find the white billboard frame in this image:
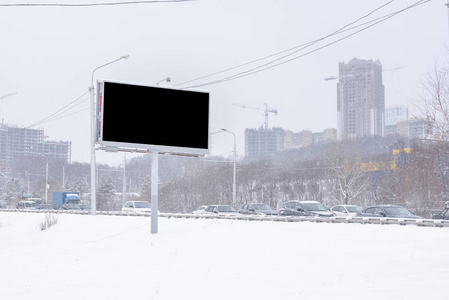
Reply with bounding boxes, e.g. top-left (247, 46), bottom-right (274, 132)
top-left (96, 79), bottom-right (210, 157)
